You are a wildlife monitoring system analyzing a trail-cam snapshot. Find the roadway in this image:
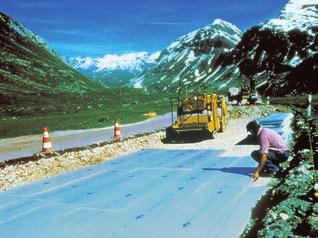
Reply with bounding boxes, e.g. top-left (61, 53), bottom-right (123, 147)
top-left (0, 148), bottom-right (269, 238)
top-left (0, 112), bottom-right (294, 238)
top-left (0, 112), bottom-right (175, 162)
